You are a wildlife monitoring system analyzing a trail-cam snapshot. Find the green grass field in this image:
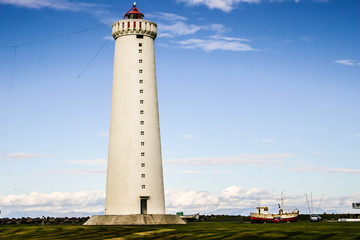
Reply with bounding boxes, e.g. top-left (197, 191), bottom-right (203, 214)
top-left (0, 222), bottom-right (359, 239)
